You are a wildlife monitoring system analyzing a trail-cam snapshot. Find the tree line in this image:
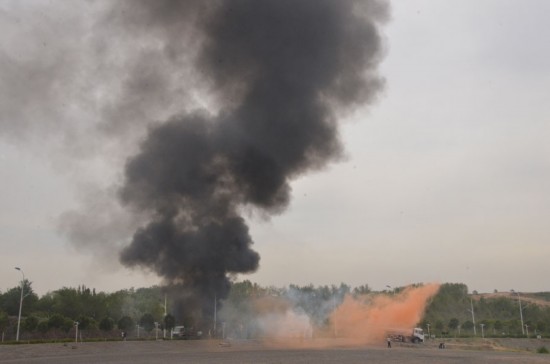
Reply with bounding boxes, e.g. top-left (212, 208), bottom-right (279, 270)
top-left (421, 283), bottom-right (550, 337)
top-left (0, 282), bottom-right (173, 342)
top-left (1, 280), bottom-right (549, 342)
